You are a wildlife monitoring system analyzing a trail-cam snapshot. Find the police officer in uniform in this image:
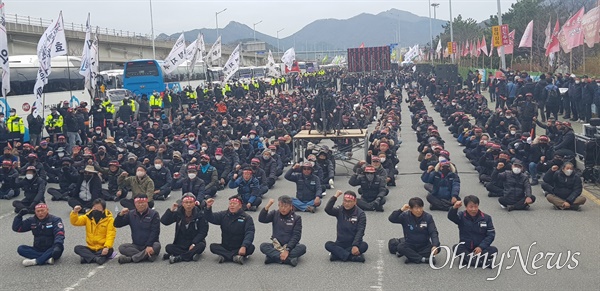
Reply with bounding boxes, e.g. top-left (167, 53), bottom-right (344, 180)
top-left (102, 97), bottom-right (115, 135)
top-left (324, 190), bottom-right (368, 262)
top-left (12, 203), bottom-right (65, 266)
top-left (6, 108), bottom-right (25, 145)
top-left (448, 195), bottom-right (497, 267)
top-left (259, 195), bottom-right (306, 267)
top-left (205, 196), bottom-right (255, 265)
top-left (388, 197), bottom-right (440, 264)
